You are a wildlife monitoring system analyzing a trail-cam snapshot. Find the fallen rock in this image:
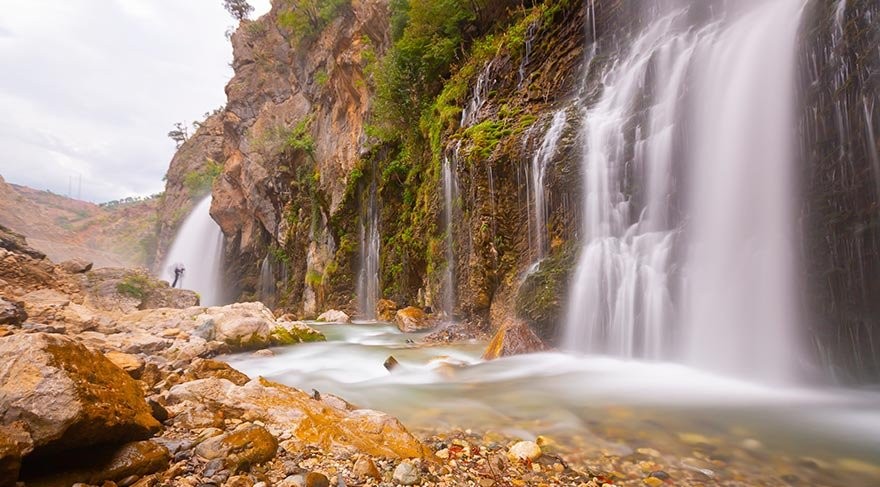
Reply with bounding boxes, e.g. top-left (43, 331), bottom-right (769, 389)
top-left (305, 472), bottom-right (329, 487)
top-left (168, 377), bottom-right (427, 459)
top-left (384, 356), bottom-right (400, 372)
top-left (194, 424), bottom-right (278, 472)
top-left (59, 259), bottom-right (93, 274)
top-left (316, 309), bottom-right (351, 323)
top-left (376, 299), bottom-right (398, 322)
top-left (0, 297), bottom-right (26, 326)
top-left (271, 321), bottom-right (325, 345)
top-left (393, 460), bottom-right (420, 485)
top-left (0, 333), bottom-right (161, 454)
top-left (394, 307), bottom-right (433, 333)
